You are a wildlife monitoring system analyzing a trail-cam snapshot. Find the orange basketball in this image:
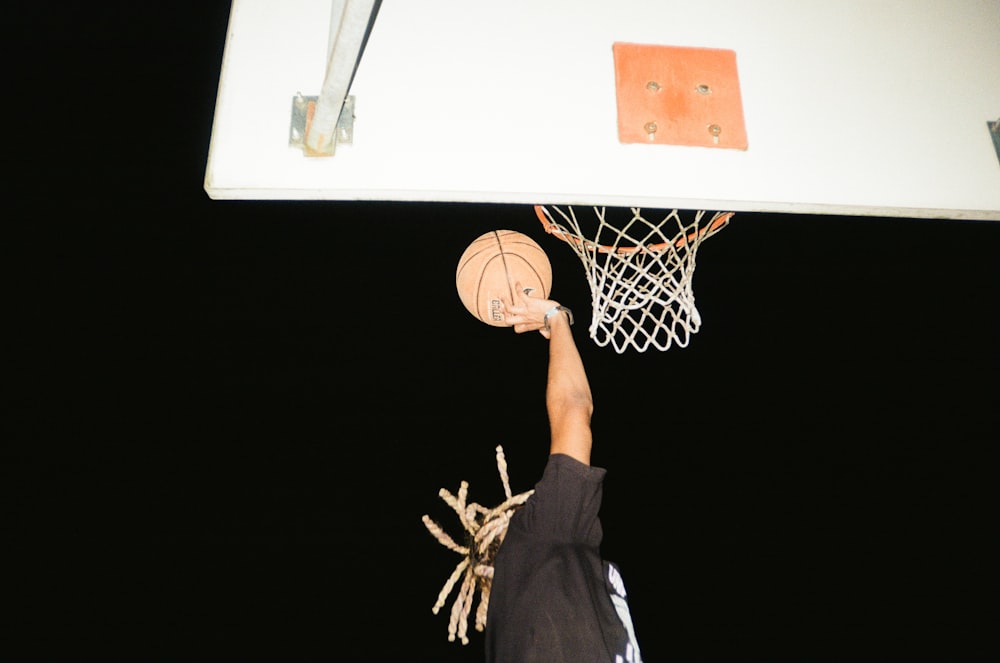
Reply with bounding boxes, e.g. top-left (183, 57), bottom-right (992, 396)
top-left (456, 230), bottom-right (553, 327)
